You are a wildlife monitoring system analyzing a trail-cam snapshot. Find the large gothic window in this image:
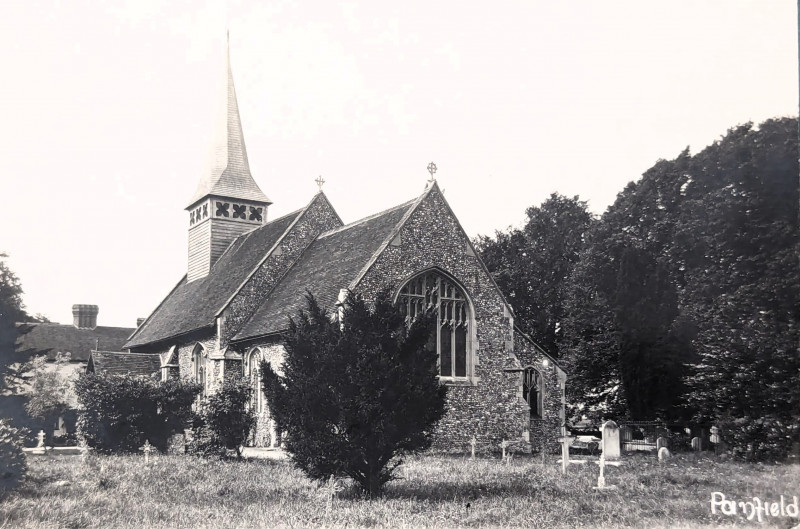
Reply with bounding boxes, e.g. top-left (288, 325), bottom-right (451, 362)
top-left (397, 271), bottom-right (472, 380)
top-left (245, 348), bottom-right (265, 413)
top-left (523, 367), bottom-right (543, 419)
